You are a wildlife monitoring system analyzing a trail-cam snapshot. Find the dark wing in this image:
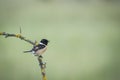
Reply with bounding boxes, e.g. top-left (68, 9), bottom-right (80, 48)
top-left (32, 44), bottom-right (46, 52)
